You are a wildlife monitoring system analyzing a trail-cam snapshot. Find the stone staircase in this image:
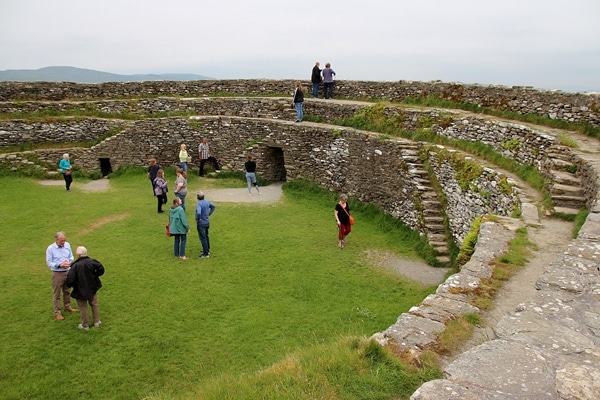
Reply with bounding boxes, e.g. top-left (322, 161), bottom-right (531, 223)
top-left (547, 147), bottom-right (586, 215)
top-left (401, 143), bottom-right (451, 266)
